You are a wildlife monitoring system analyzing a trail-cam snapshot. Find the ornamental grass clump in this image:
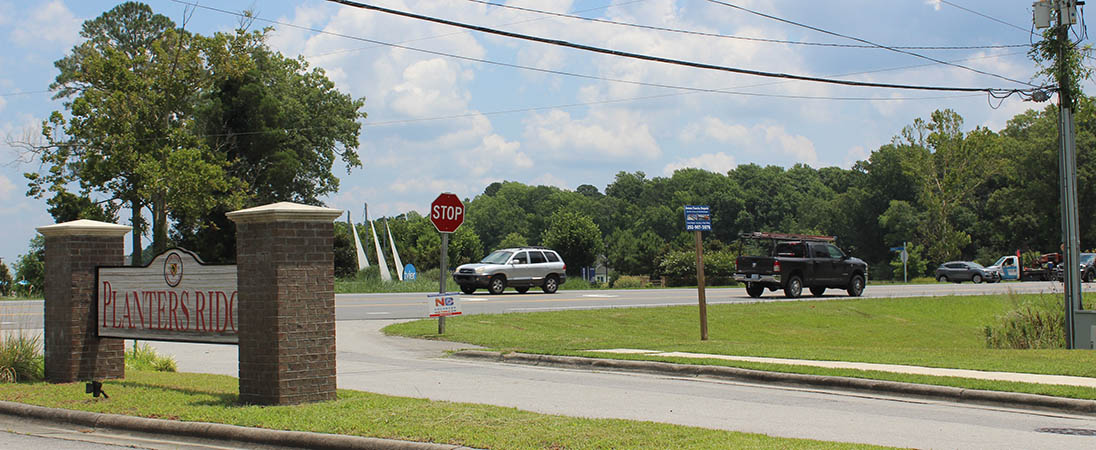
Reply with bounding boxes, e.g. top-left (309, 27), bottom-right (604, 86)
top-left (0, 332), bottom-right (44, 382)
top-left (126, 342), bottom-right (177, 372)
top-left (984, 292), bottom-right (1064, 349)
